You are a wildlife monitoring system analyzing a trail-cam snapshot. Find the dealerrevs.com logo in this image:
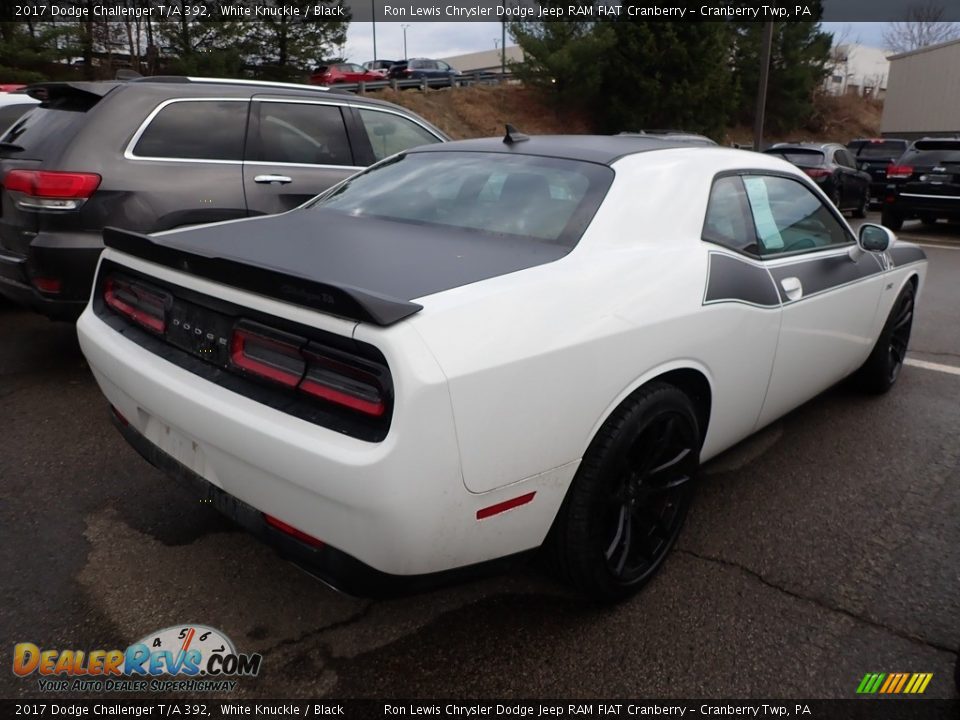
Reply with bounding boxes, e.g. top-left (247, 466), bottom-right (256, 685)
top-left (13, 625), bottom-right (262, 693)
